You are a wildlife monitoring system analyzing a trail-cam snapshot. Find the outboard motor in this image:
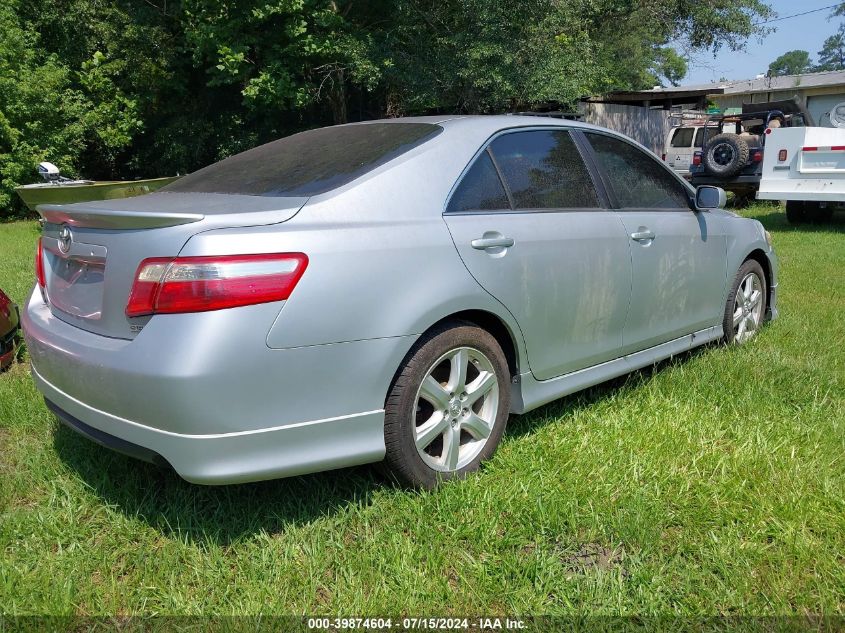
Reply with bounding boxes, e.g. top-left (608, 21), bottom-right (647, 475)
top-left (37, 162), bottom-right (63, 183)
